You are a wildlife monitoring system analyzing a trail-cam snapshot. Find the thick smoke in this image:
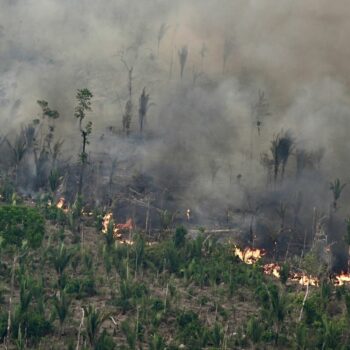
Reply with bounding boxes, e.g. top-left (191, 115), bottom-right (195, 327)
top-left (1, 1), bottom-right (350, 258)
